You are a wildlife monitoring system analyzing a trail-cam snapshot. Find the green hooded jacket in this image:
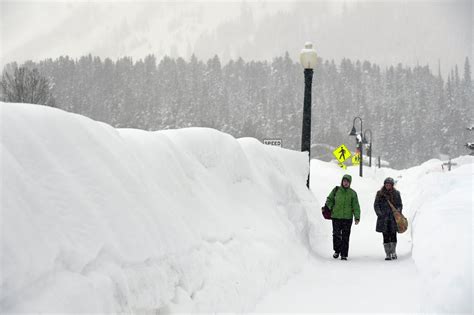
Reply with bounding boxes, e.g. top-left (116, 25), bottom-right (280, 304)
top-left (325, 174), bottom-right (361, 220)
